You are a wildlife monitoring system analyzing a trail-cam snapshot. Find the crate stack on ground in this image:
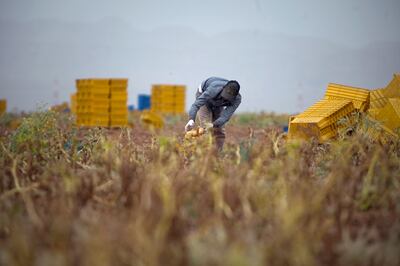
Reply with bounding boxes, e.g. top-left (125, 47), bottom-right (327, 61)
top-left (289, 73), bottom-right (400, 142)
top-left (75, 78), bottom-right (128, 127)
top-left (76, 79), bottom-right (110, 127)
top-left (109, 79), bottom-right (128, 127)
top-left (0, 99), bottom-right (6, 115)
top-left (151, 85), bottom-right (186, 115)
